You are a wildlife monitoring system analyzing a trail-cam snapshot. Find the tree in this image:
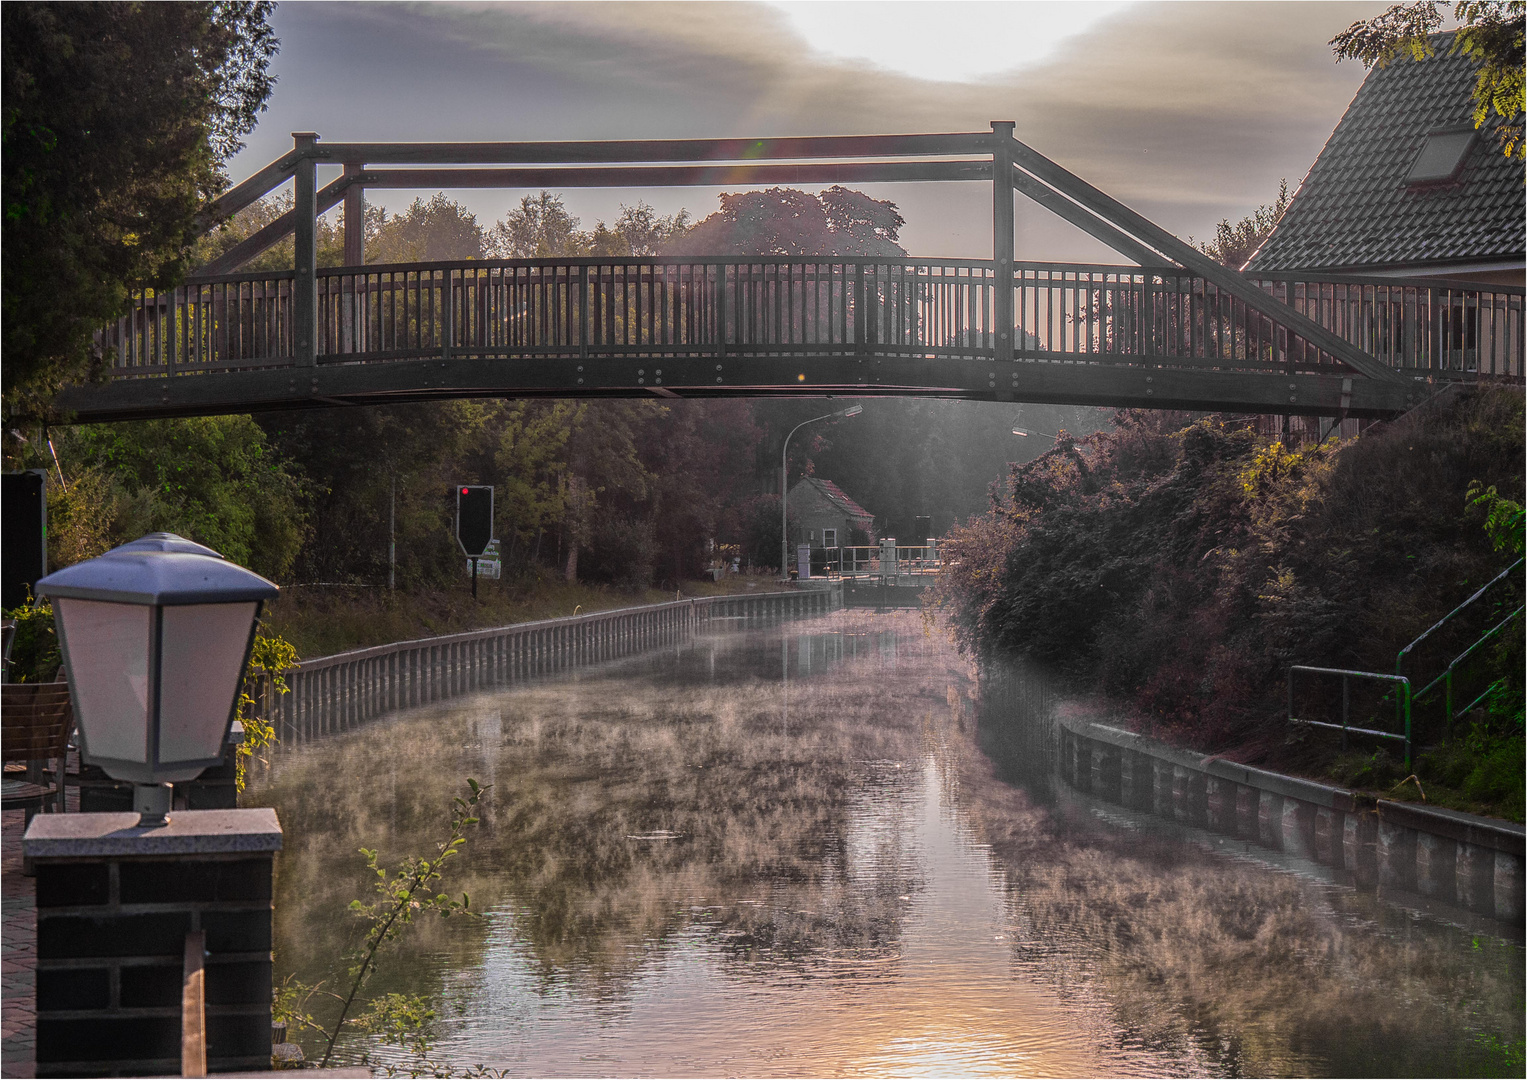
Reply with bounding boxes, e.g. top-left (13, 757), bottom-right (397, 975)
top-left (2, 2), bottom-right (279, 413)
top-left (256, 401), bottom-right (491, 588)
top-left (1194, 180), bottom-right (1290, 270)
top-left (192, 192), bottom-right (353, 273)
top-left (366, 194), bottom-right (485, 264)
top-left (486, 192), bottom-right (585, 259)
top-left (51, 415), bottom-right (308, 580)
top-left (665, 185), bottom-right (906, 257)
top-left (599, 201), bottom-right (692, 257)
top-left (1331, 1), bottom-right (1525, 158)
top-left (485, 191), bottom-right (690, 259)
